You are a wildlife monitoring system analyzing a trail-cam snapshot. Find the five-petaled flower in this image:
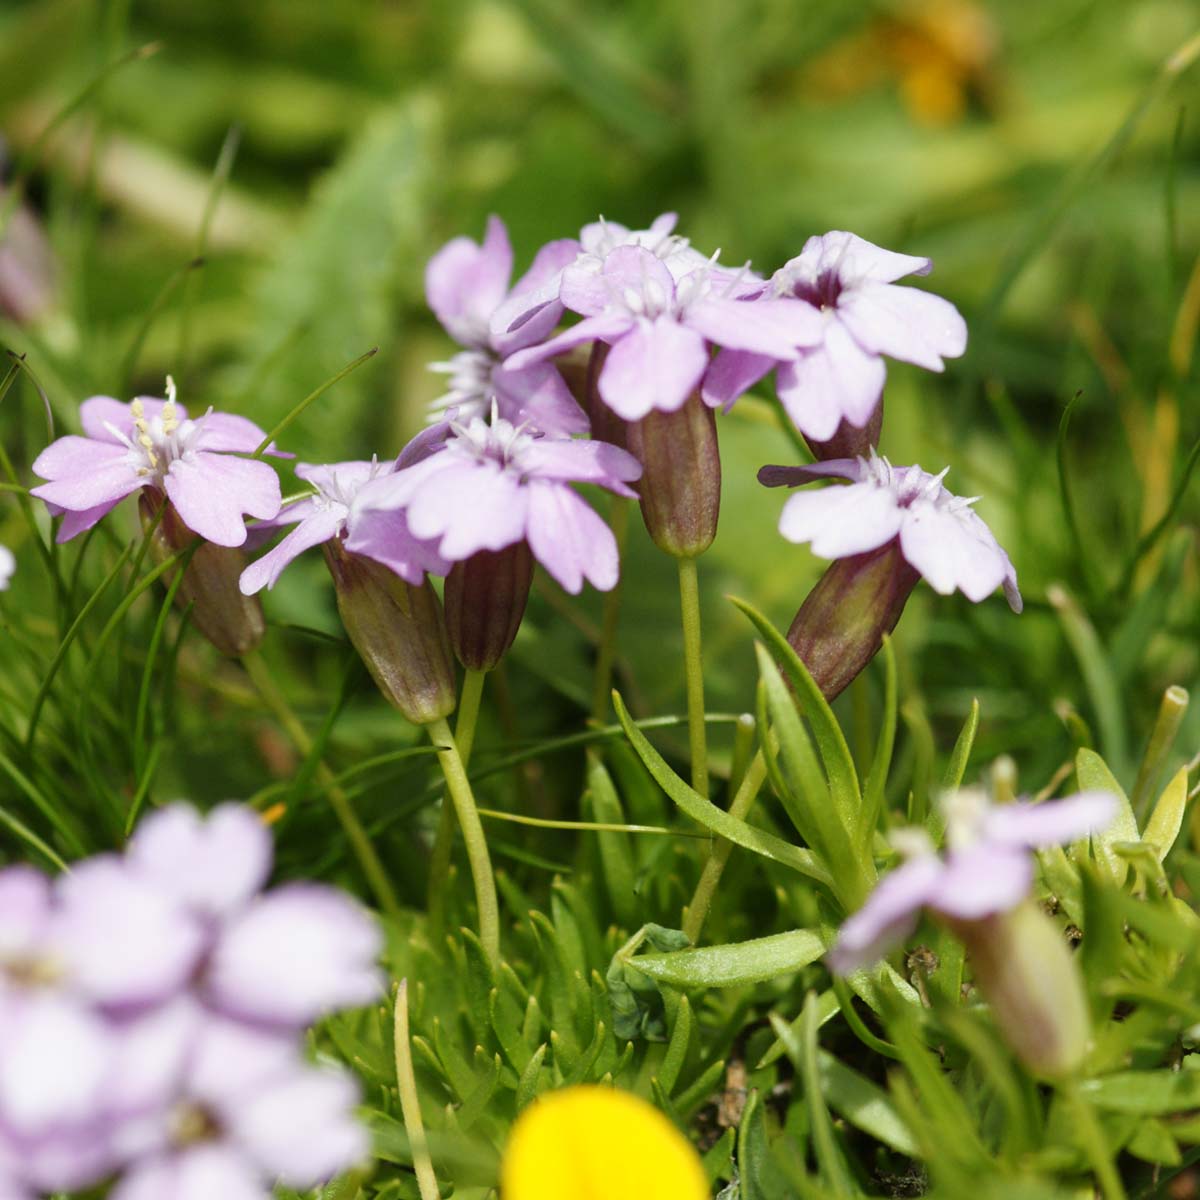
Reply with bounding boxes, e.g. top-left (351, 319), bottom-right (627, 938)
top-left (760, 451), bottom-right (1021, 611)
top-left (507, 244), bottom-right (821, 420)
top-left (30, 382), bottom-right (283, 547)
top-left (239, 458), bottom-right (448, 595)
top-left (829, 787), bottom-right (1115, 974)
top-left (704, 231), bottom-right (967, 441)
top-left (355, 410), bottom-right (642, 594)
